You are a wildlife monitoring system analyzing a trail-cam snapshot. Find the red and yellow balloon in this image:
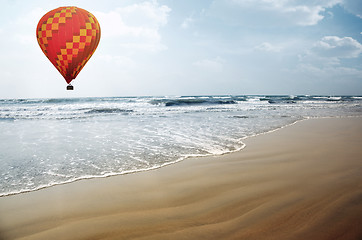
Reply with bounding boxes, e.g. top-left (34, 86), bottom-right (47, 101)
top-left (36, 6), bottom-right (101, 89)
